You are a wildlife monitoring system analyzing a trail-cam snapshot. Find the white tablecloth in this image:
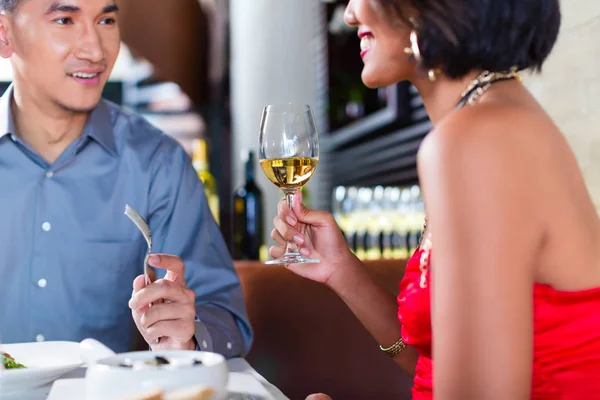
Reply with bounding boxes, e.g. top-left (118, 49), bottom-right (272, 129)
top-left (0, 358), bottom-right (289, 400)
